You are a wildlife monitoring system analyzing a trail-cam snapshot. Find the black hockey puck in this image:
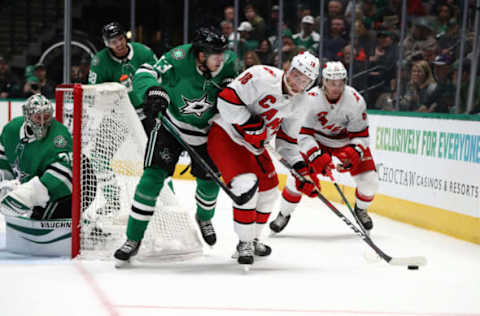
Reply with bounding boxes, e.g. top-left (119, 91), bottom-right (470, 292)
top-left (407, 265), bottom-right (419, 270)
